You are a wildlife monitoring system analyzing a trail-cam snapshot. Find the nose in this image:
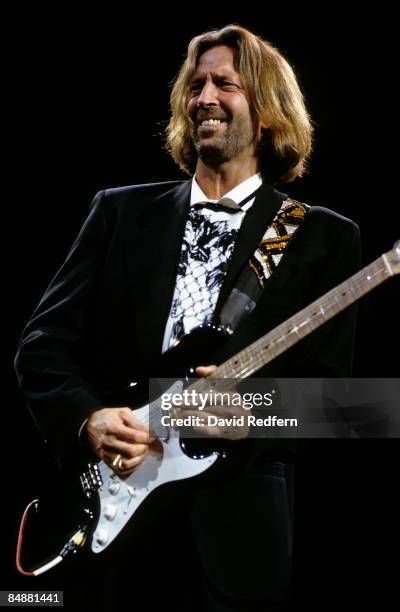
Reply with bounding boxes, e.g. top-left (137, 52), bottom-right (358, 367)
top-left (196, 80), bottom-right (219, 107)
